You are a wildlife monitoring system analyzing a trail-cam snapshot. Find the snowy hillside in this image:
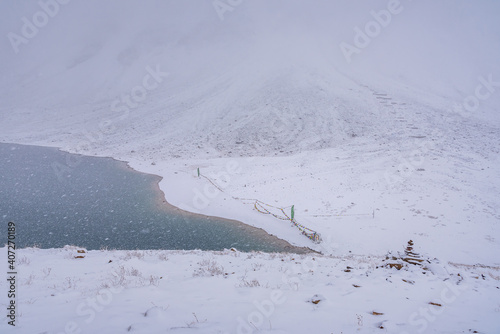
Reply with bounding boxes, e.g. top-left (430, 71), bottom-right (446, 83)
top-left (1, 0), bottom-right (500, 332)
top-left (1, 0), bottom-right (499, 159)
